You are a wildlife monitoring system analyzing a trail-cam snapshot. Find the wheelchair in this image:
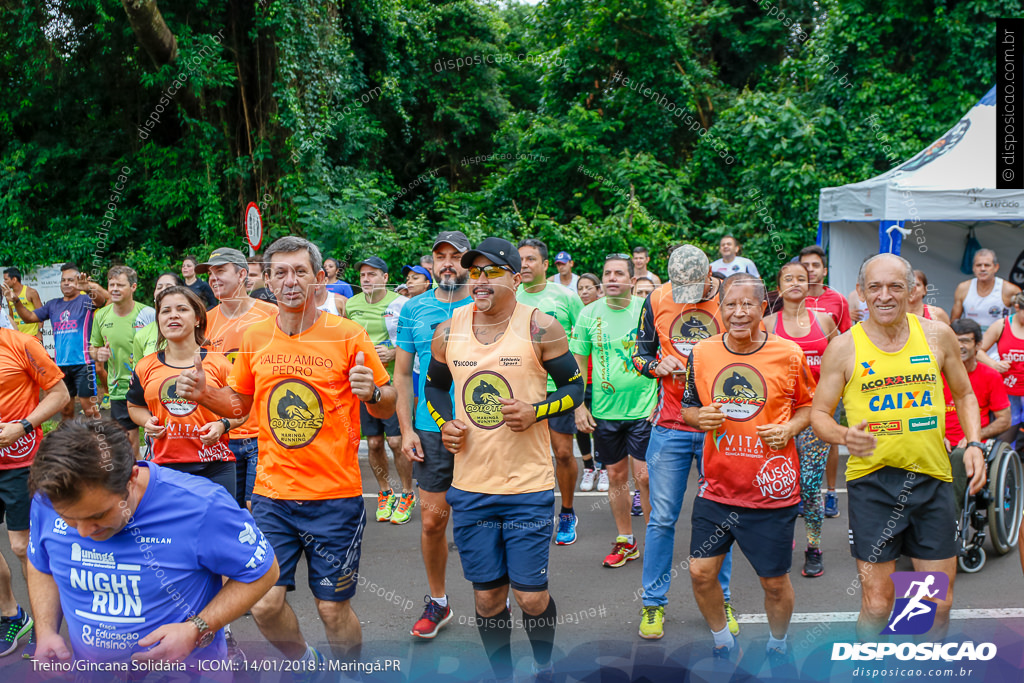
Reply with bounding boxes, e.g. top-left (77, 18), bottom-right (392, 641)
top-left (956, 439), bottom-right (1024, 573)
